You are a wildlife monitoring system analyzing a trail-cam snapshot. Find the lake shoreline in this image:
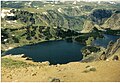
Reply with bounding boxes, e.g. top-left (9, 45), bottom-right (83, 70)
top-left (1, 38), bottom-right (63, 52)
